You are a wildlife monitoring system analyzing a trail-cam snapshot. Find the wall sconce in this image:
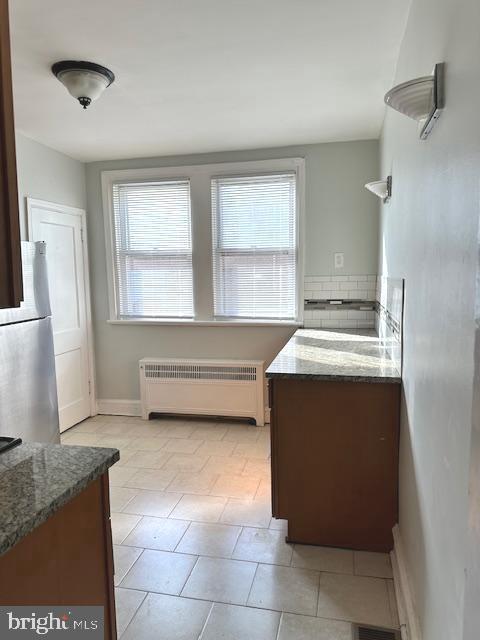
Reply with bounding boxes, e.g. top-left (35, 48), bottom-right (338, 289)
top-left (52, 60), bottom-right (115, 109)
top-left (365, 176), bottom-right (392, 203)
top-left (384, 62), bottom-right (444, 139)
